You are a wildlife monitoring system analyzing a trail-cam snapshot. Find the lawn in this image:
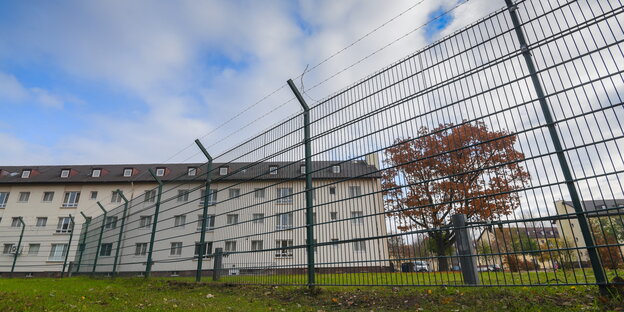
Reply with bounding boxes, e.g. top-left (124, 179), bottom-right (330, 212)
top-left (0, 276), bottom-right (623, 312)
